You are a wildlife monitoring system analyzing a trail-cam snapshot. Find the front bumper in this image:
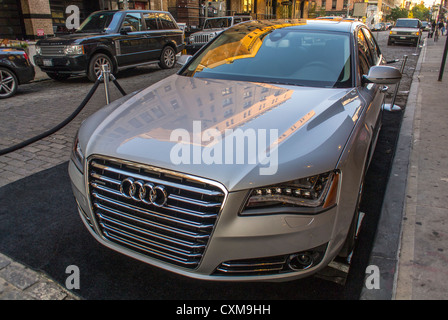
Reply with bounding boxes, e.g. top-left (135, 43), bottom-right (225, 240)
top-left (185, 43), bottom-right (206, 54)
top-left (33, 54), bottom-right (88, 73)
top-left (68, 158), bottom-right (345, 282)
top-left (388, 35), bottom-right (420, 45)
